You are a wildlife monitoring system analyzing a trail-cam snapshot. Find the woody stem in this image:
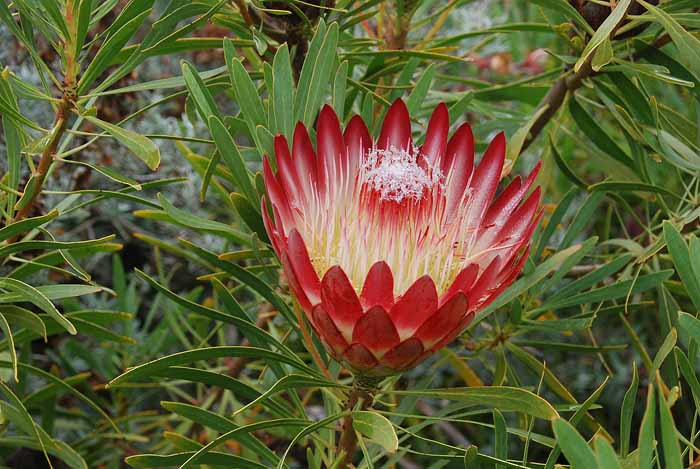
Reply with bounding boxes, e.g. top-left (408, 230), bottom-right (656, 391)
top-left (13, 98), bottom-right (70, 223)
top-left (337, 375), bottom-right (381, 467)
